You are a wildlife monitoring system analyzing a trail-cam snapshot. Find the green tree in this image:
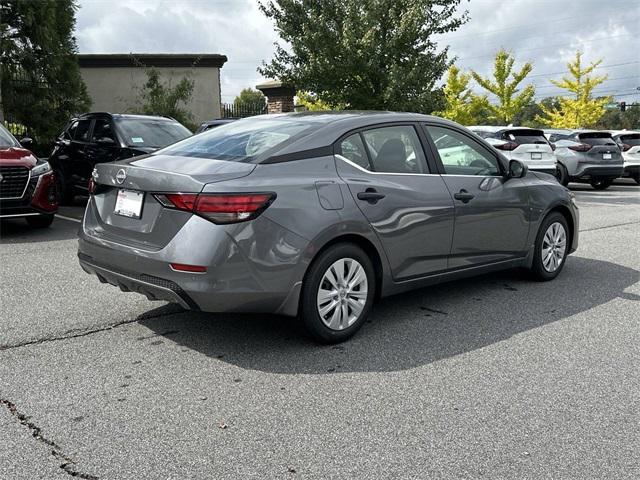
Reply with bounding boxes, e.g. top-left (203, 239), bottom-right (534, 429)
top-left (0, 0), bottom-right (90, 152)
top-left (536, 52), bottom-right (610, 129)
top-left (512, 97), bottom-right (561, 128)
top-left (295, 91), bottom-right (344, 111)
top-left (132, 68), bottom-right (195, 130)
top-left (595, 106), bottom-right (640, 130)
top-left (434, 65), bottom-right (489, 125)
top-left (234, 88), bottom-right (266, 107)
top-left (259, 0), bottom-right (468, 113)
top-left (471, 49), bottom-right (535, 124)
